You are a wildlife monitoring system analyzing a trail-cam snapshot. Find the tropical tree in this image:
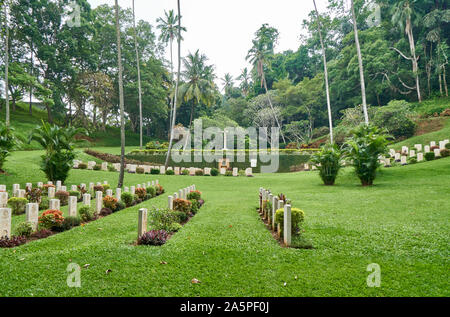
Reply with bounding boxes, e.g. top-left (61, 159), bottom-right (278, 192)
top-left (3, 0), bottom-right (10, 126)
top-left (132, 0), bottom-right (143, 148)
top-left (236, 67), bottom-right (251, 96)
top-left (246, 25), bottom-right (286, 143)
top-left (157, 9), bottom-right (186, 137)
top-left (29, 122), bottom-right (85, 182)
top-left (165, 0), bottom-right (182, 168)
top-left (350, 0), bottom-right (369, 124)
top-left (313, 0), bottom-right (334, 143)
top-left (221, 73), bottom-right (234, 97)
top-left (390, 0), bottom-right (422, 102)
top-left (178, 50), bottom-right (215, 130)
top-left (115, 0), bottom-right (125, 188)
top-left (0, 121), bottom-right (17, 171)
